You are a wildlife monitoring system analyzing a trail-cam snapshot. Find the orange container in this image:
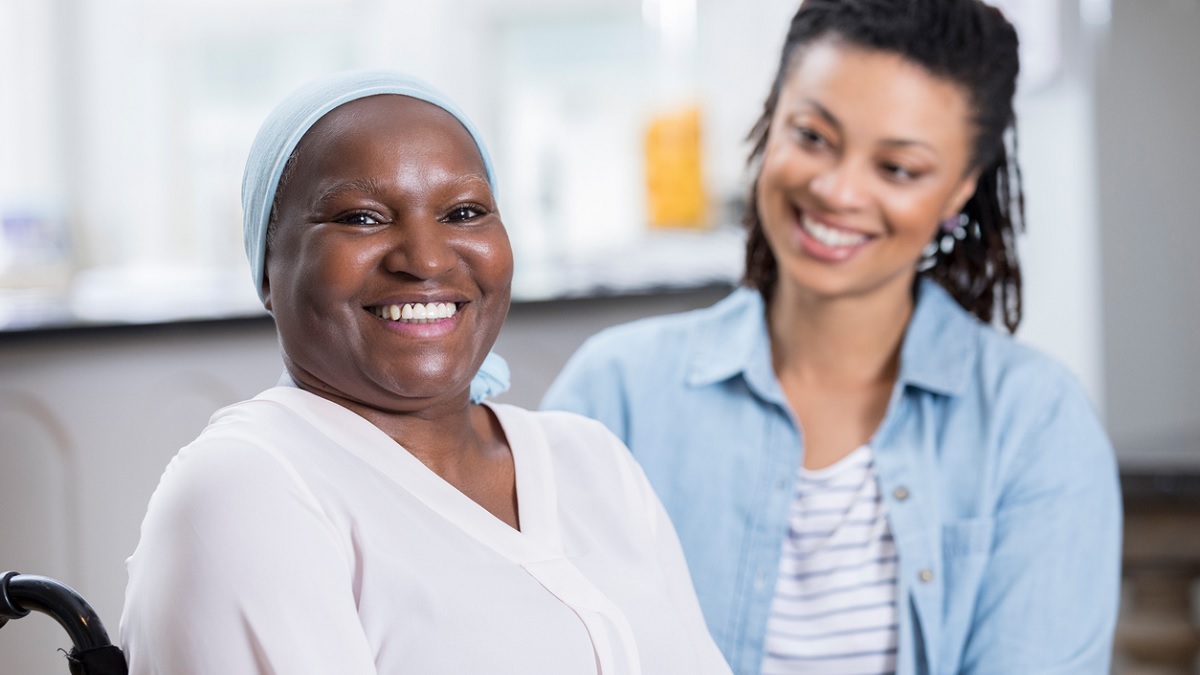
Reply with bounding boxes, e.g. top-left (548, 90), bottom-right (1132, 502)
top-left (644, 105), bottom-right (708, 229)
